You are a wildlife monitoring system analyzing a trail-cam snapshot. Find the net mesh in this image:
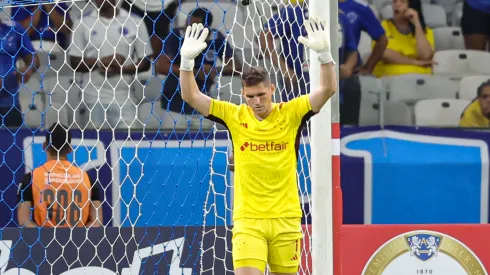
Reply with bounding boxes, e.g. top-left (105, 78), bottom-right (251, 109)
top-left (0, 0), bottom-right (318, 273)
